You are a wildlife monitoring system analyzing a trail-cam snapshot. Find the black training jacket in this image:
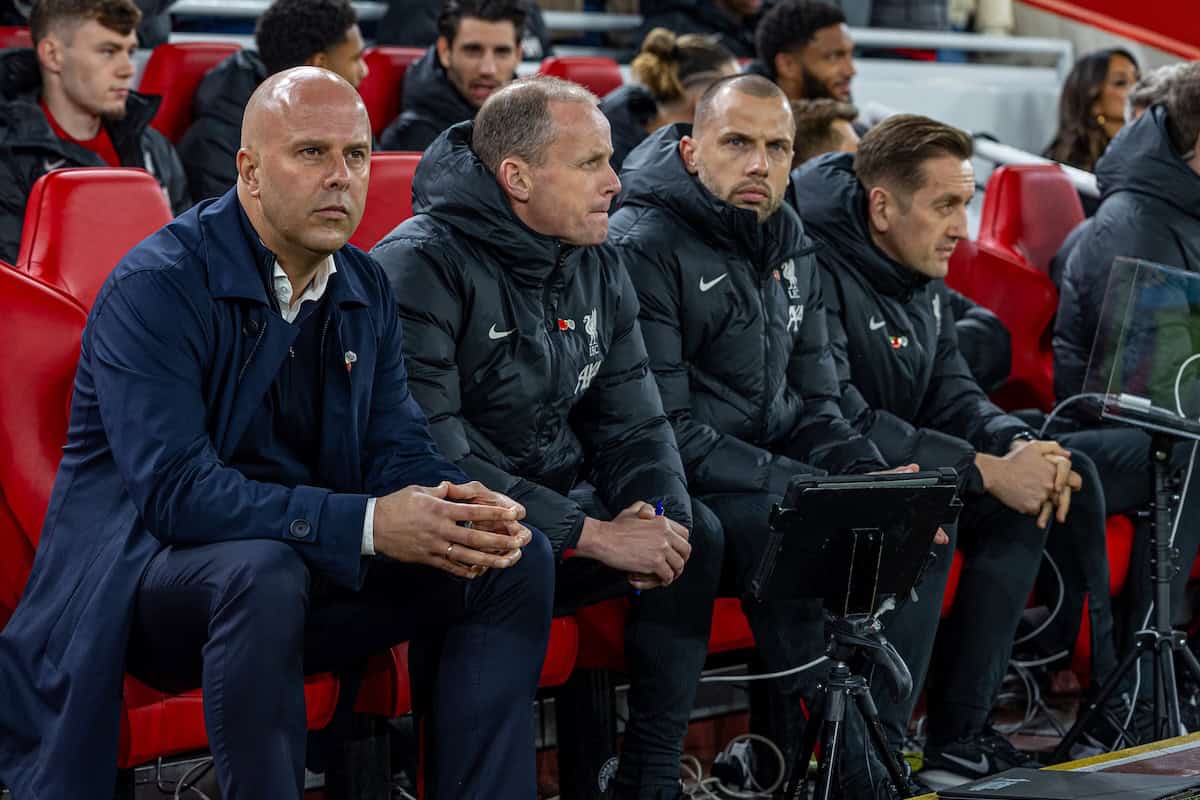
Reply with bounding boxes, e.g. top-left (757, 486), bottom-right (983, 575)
top-left (379, 47), bottom-right (475, 152)
top-left (1053, 105), bottom-right (1200, 402)
top-left (177, 50), bottom-right (268, 203)
top-left (789, 153), bottom-right (1032, 493)
top-left (0, 48), bottom-right (189, 263)
top-left (609, 124), bottom-right (887, 497)
top-left (371, 122), bottom-right (691, 556)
